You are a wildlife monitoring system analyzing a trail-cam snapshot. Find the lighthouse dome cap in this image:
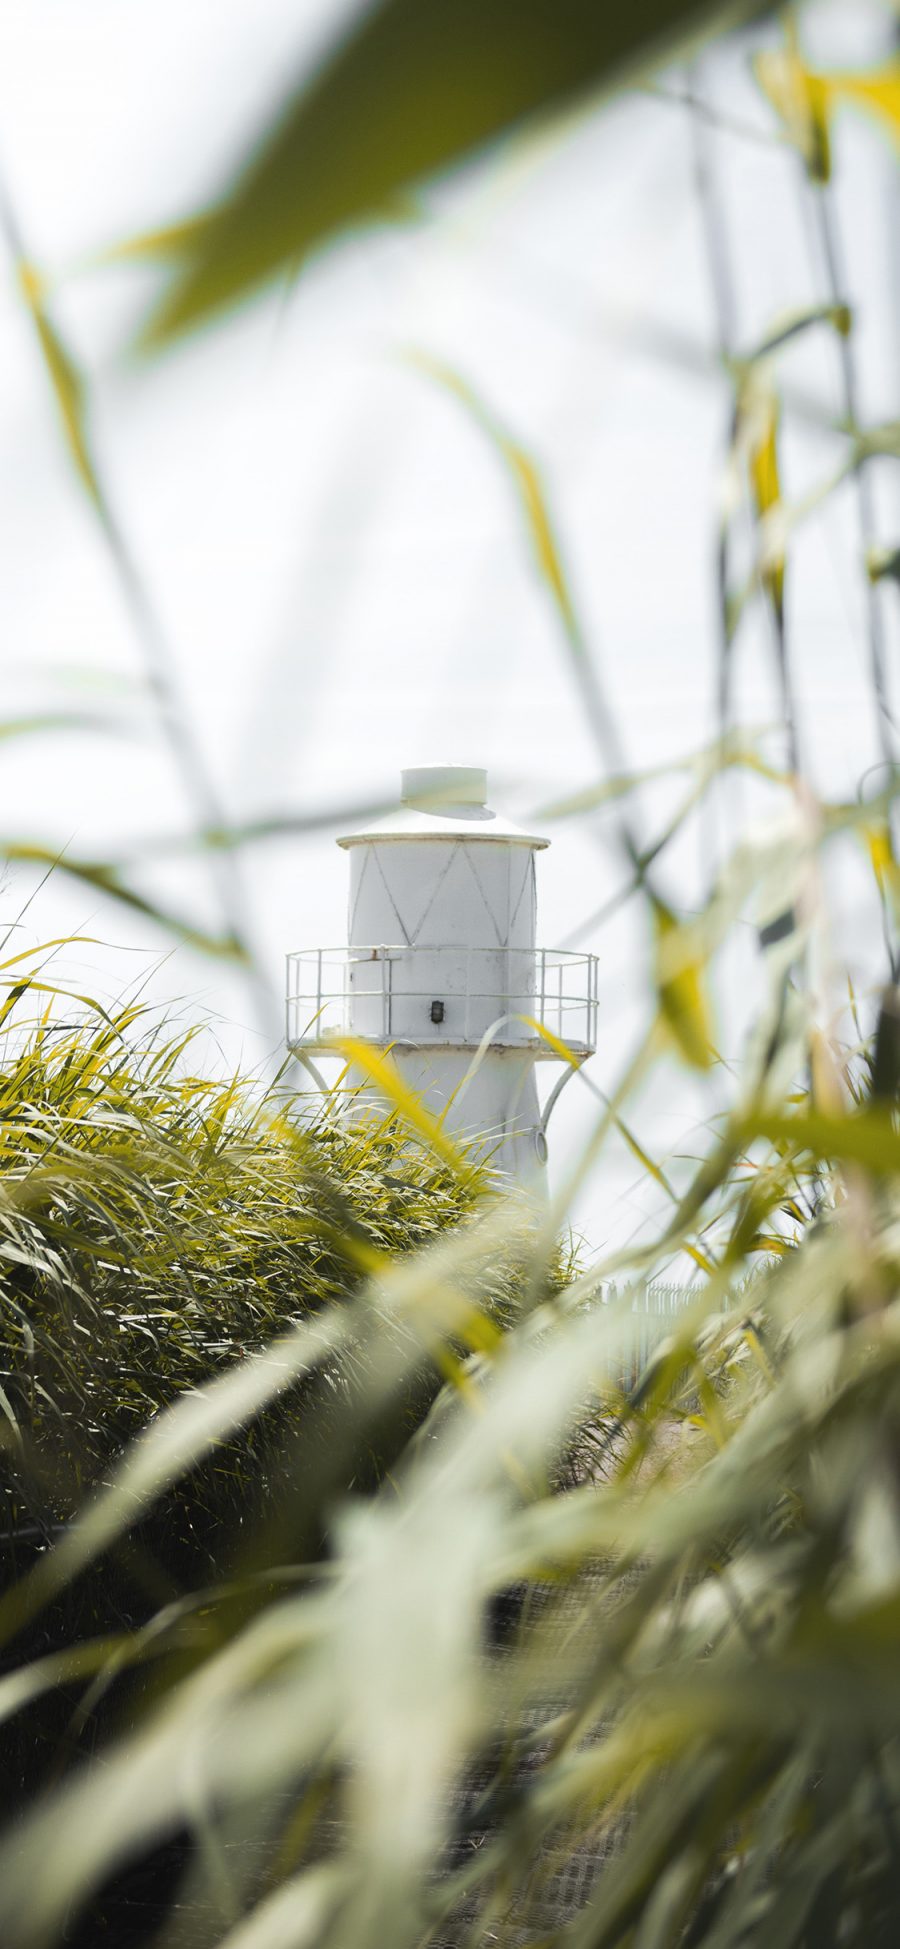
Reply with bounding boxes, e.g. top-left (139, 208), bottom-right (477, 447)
top-left (337, 764), bottom-right (549, 847)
